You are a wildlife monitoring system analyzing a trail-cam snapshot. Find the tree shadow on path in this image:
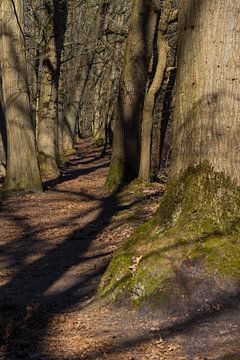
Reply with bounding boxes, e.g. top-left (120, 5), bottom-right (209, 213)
top-left (0, 142), bottom-right (124, 359)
